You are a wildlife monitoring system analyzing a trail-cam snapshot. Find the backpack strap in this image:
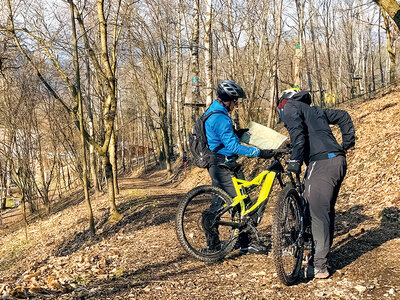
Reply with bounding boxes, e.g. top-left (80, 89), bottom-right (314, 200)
top-left (202, 110), bottom-right (225, 153)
